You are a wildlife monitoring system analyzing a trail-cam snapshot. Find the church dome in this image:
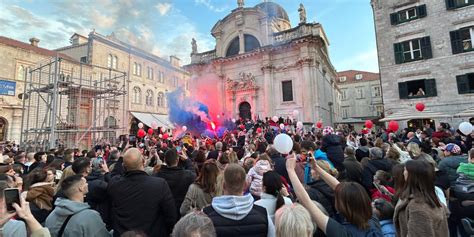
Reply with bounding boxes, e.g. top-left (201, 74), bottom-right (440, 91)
top-left (255, 2), bottom-right (289, 21)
